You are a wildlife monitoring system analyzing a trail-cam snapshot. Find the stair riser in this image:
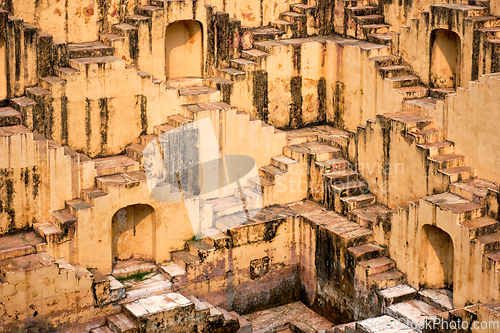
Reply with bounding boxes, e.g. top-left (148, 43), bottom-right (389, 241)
top-left (378, 68), bottom-right (411, 79)
top-left (340, 196), bottom-right (377, 215)
top-left (420, 144), bottom-right (455, 157)
top-left (357, 261), bottom-right (395, 276)
top-left (372, 58), bottom-right (401, 67)
top-left (325, 173), bottom-right (359, 185)
top-left (390, 78), bottom-right (420, 89)
top-left (430, 157), bottom-right (465, 170)
top-left (349, 247), bottom-right (389, 262)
